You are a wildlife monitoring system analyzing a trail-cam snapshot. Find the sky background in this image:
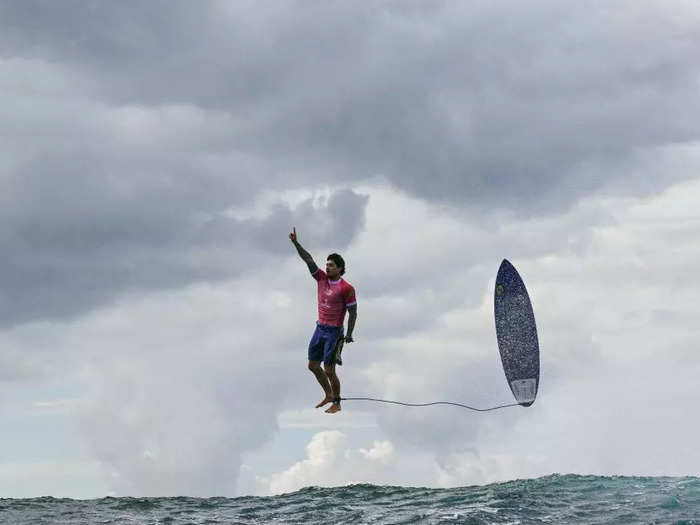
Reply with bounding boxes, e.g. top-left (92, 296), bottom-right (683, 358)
top-left (1, 0), bottom-right (699, 498)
